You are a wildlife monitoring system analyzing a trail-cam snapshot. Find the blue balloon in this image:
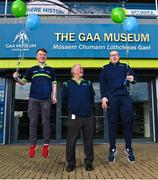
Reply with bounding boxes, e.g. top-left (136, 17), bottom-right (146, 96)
top-left (26, 14), bottom-right (40, 31)
top-left (122, 17), bottom-right (139, 33)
